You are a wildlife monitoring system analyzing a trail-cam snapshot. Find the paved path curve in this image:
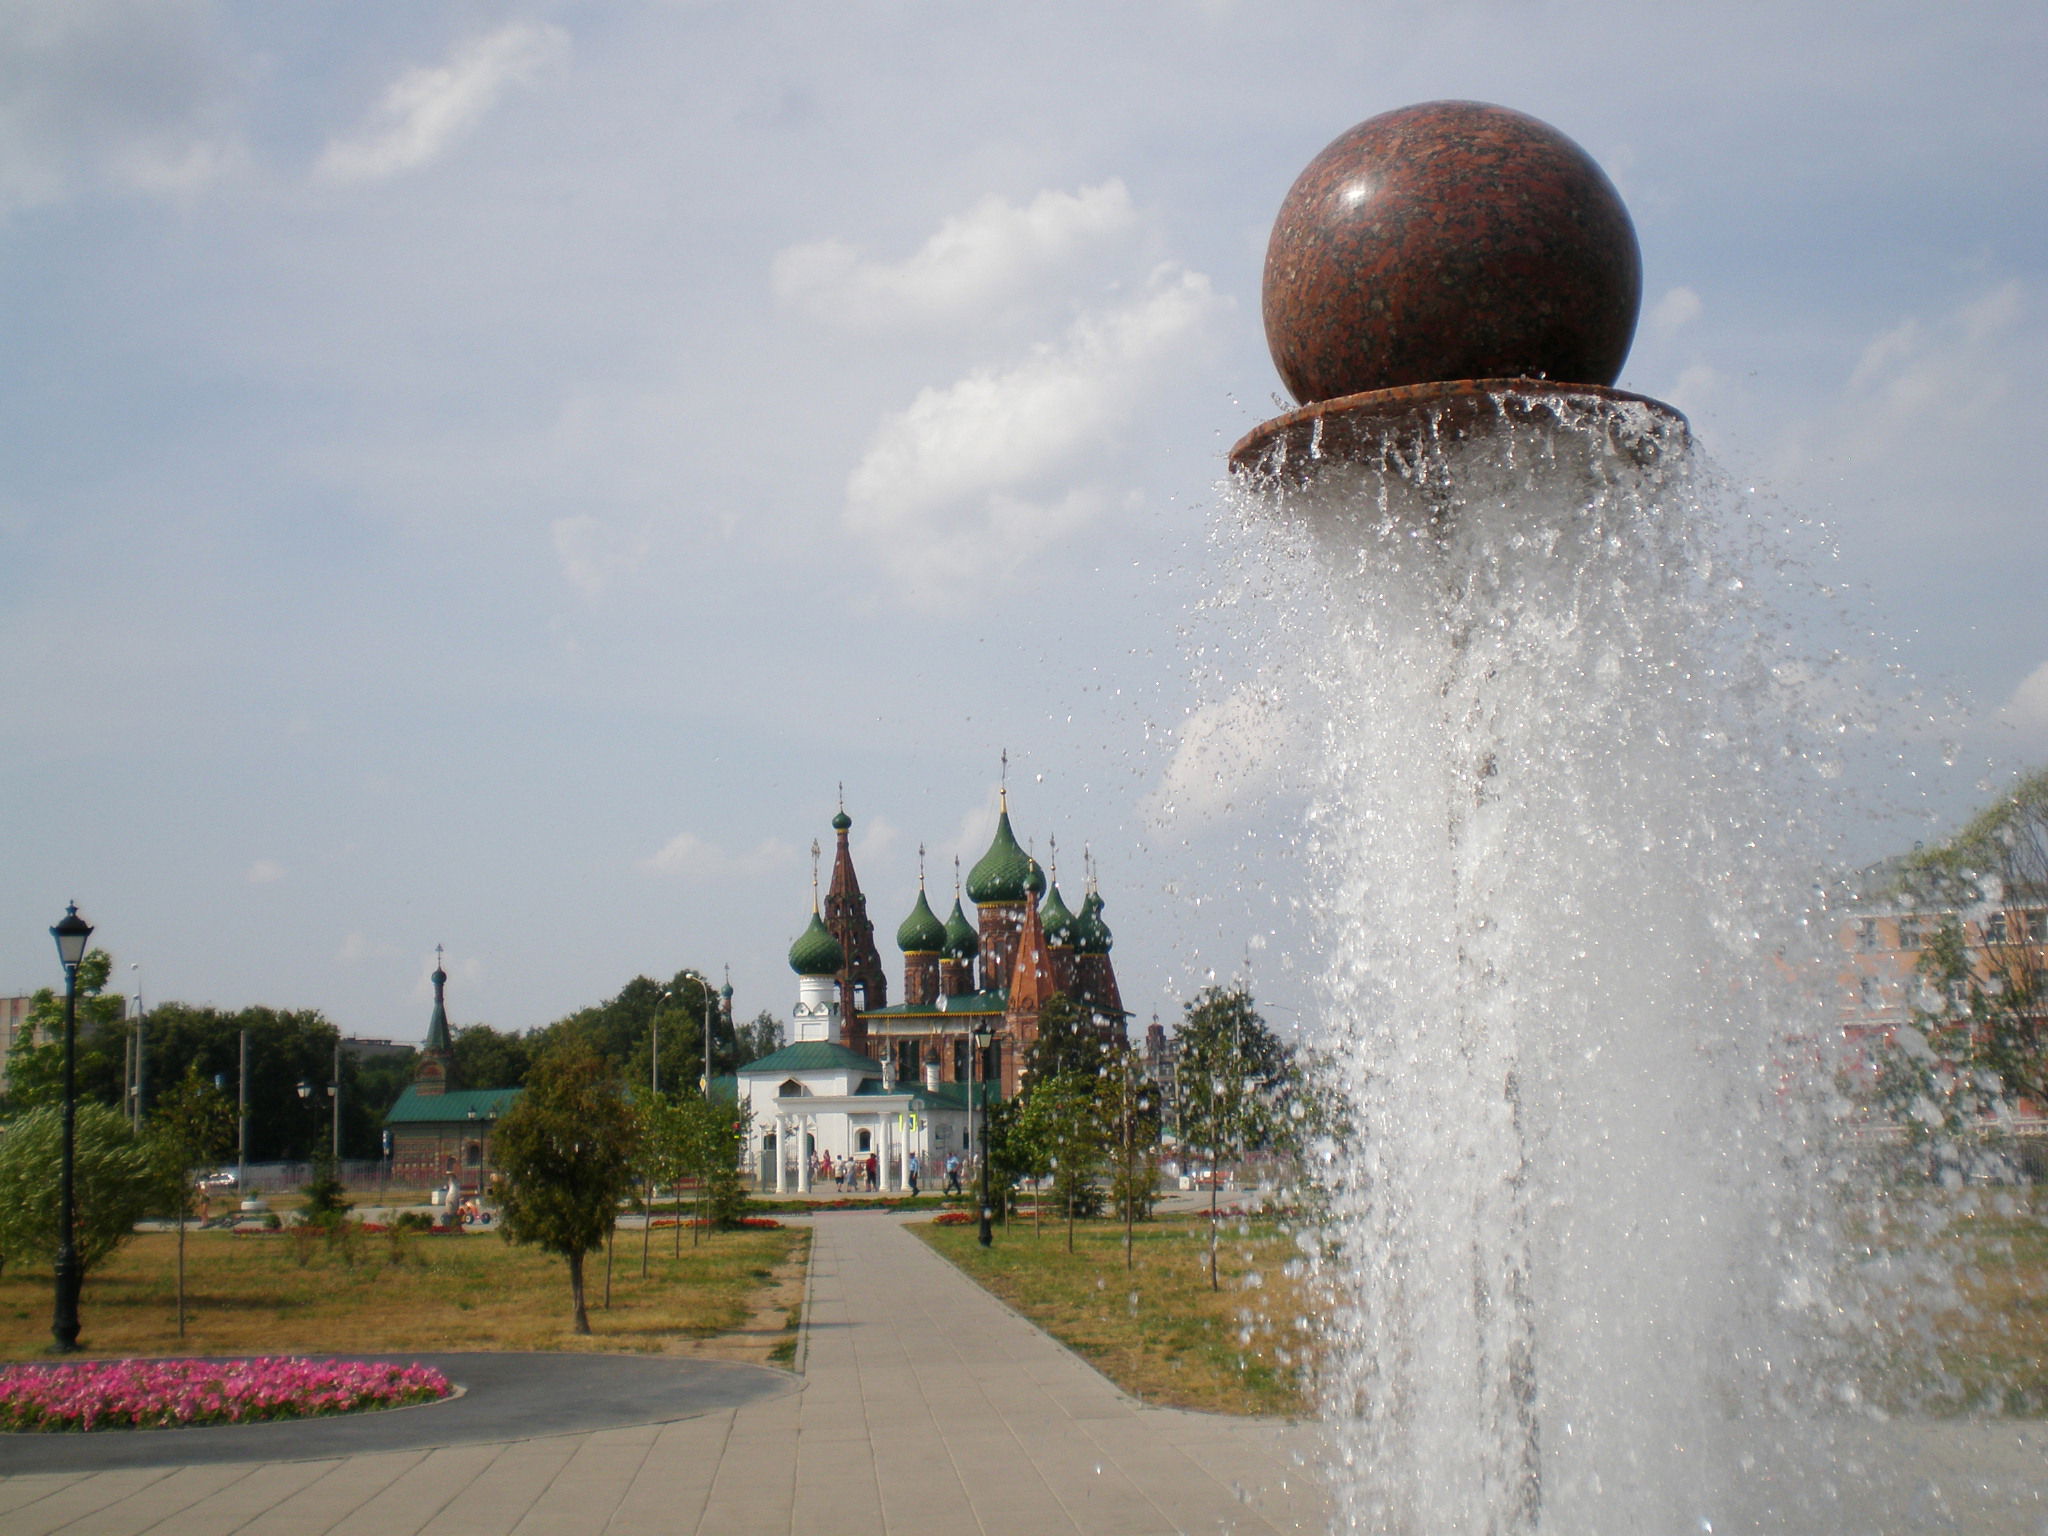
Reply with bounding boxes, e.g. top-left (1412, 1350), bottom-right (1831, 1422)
top-left (0, 1353), bottom-right (797, 1474)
